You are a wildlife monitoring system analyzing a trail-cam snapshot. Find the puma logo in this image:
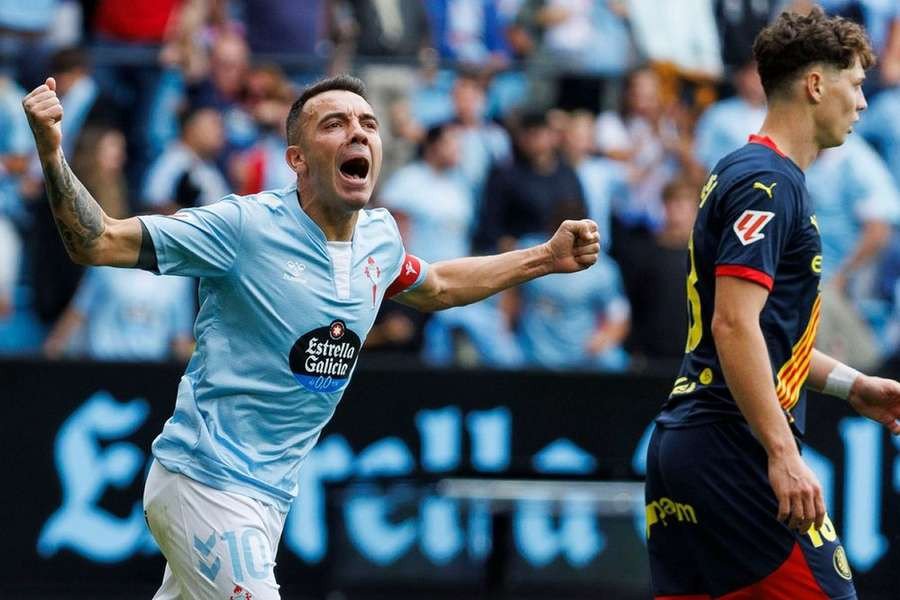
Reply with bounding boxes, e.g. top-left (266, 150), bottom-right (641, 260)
top-left (753, 181), bottom-right (777, 199)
